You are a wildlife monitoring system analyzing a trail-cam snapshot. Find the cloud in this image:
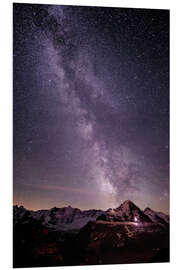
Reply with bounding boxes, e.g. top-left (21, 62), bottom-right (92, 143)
top-left (23, 183), bottom-right (99, 196)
